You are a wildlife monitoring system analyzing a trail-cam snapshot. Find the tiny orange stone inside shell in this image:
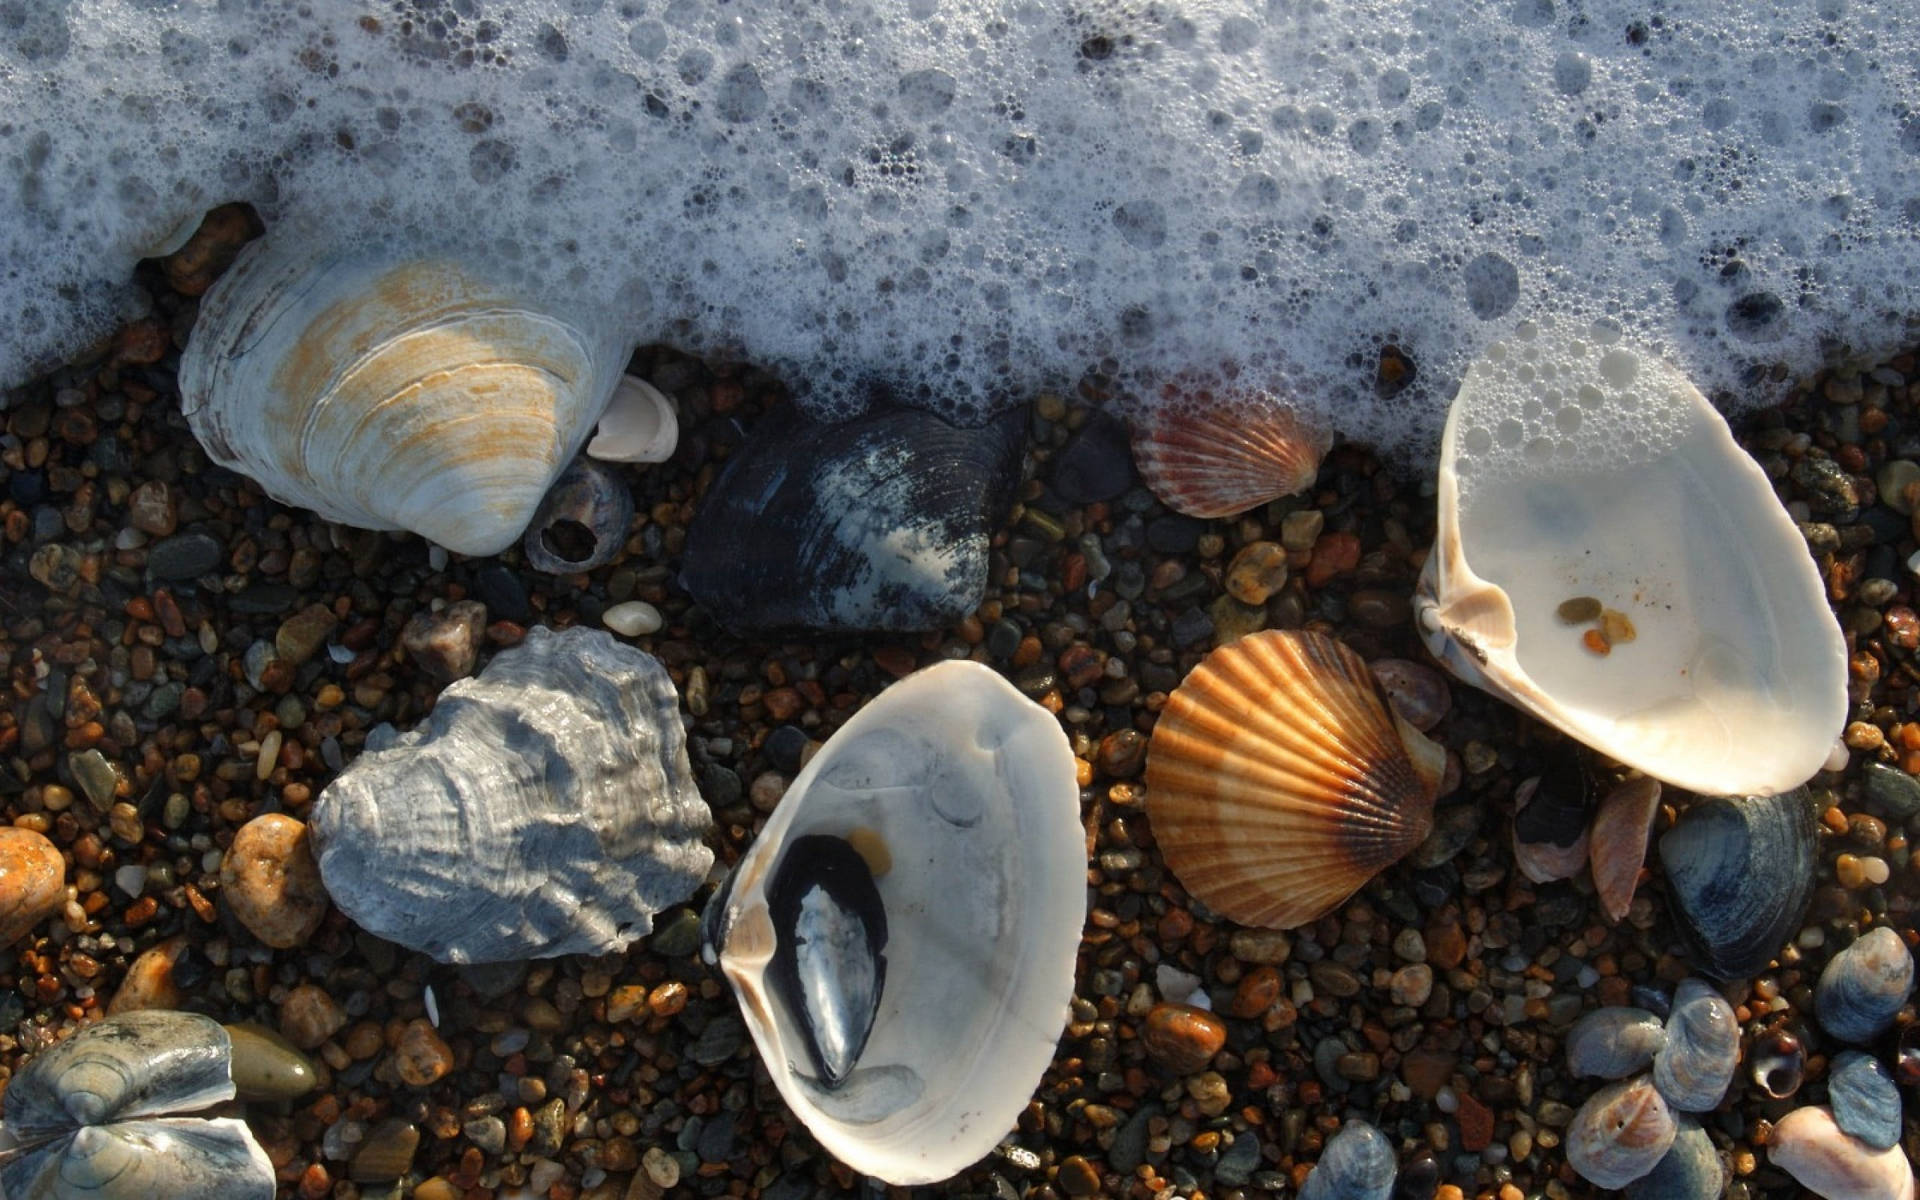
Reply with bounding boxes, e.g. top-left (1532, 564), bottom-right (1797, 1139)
top-left (1582, 629), bottom-right (1612, 657)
